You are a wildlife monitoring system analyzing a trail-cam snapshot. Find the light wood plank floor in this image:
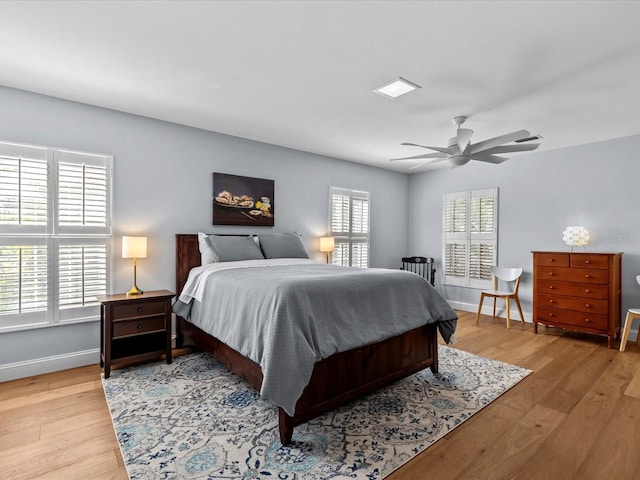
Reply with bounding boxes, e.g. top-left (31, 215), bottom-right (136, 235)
top-left (2, 311), bottom-right (640, 479)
